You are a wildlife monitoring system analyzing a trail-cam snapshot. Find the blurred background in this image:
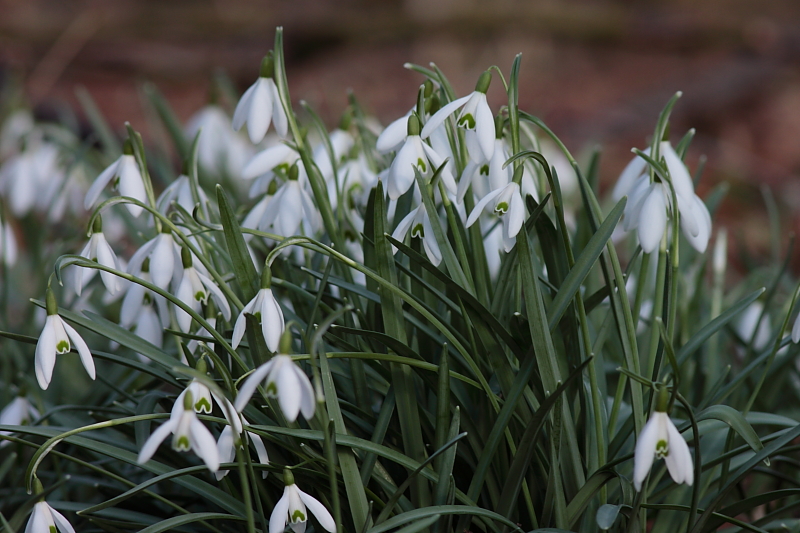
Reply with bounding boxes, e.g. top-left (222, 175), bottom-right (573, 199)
top-left (2, 0), bottom-right (800, 258)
